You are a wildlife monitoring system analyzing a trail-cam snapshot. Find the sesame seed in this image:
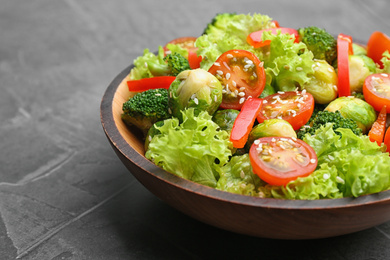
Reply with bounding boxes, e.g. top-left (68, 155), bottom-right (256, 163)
top-left (253, 72), bottom-right (257, 78)
top-left (381, 73), bottom-right (389, 77)
top-left (148, 136), bottom-right (152, 142)
top-left (216, 70), bottom-right (223, 75)
top-left (328, 67), bottom-right (334, 73)
top-left (254, 140), bottom-right (261, 145)
top-left (336, 176), bottom-right (345, 184)
top-left (271, 138), bottom-right (276, 142)
top-left (296, 67), bottom-right (303, 71)
top-left (310, 158), bottom-right (316, 164)
top-left (226, 73), bottom-right (231, 80)
top-left (232, 81), bottom-right (237, 87)
top-left (239, 97), bottom-right (245, 104)
top-left (278, 91), bottom-right (285, 94)
top-left (323, 173), bottom-right (330, 180)
top-left (244, 64), bottom-right (252, 69)
top-left (263, 100), bottom-right (268, 104)
top-left (155, 93), bottom-right (161, 96)
top-left (214, 62), bottom-right (221, 66)
top-left (238, 92), bottom-right (245, 97)
top-left (227, 54), bottom-right (234, 58)
top-left (193, 98), bottom-right (199, 105)
top-left (214, 95), bottom-right (217, 102)
top-left (246, 59), bottom-right (253, 65)
top-left (328, 155), bottom-right (334, 160)
top-left (240, 171), bottom-right (246, 179)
